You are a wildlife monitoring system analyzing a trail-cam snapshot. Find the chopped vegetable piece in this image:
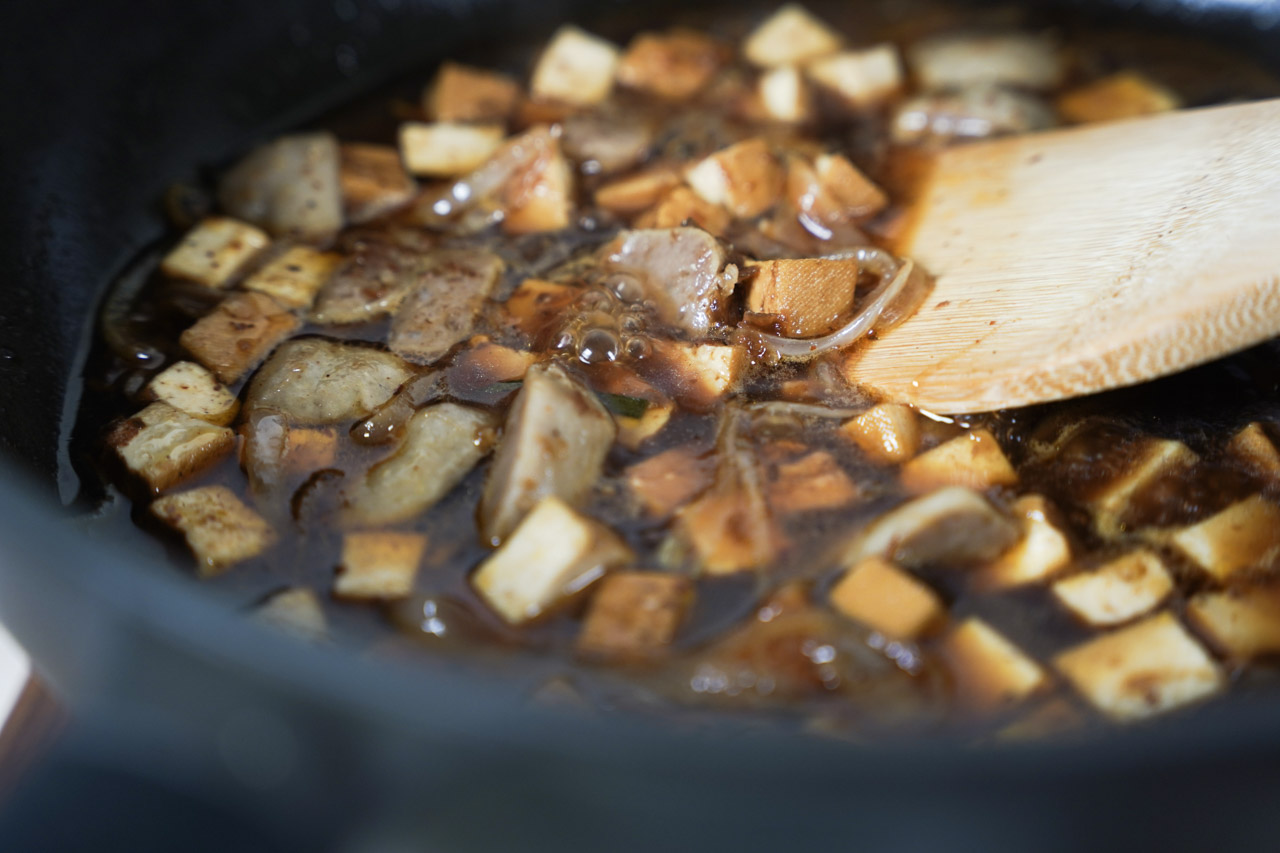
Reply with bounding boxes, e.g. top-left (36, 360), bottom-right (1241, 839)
top-left (256, 588), bottom-right (328, 642)
top-left (424, 61), bottom-right (520, 123)
top-left (595, 168), bottom-right (682, 215)
top-left (743, 5), bottom-right (842, 68)
top-left (1087, 438), bottom-right (1196, 535)
top-left (829, 557), bottom-right (945, 640)
top-left (1053, 550), bottom-right (1173, 628)
top-left (645, 340), bottom-right (748, 412)
top-left (840, 486), bottom-right (1019, 568)
top-left (614, 400), bottom-right (675, 451)
top-left (1054, 612), bottom-right (1223, 722)
top-left (336, 532), bottom-right (427, 600)
top-left (388, 249), bottom-right (505, 365)
top-left (1227, 422), bottom-right (1280, 481)
top-left (759, 66), bottom-right (813, 123)
top-left (634, 187), bottom-right (732, 236)
top-left (1165, 495), bottom-right (1280, 581)
top-left (908, 33), bottom-right (1063, 91)
top-left (398, 122), bottom-right (506, 178)
top-left (159, 217), bottom-right (269, 289)
top-left (685, 137), bottom-right (784, 219)
top-left (473, 496), bottom-right (633, 625)
top-left (339, 143), bottom-right (418, 224)
top-left (617, 29), bottom-right (725, 101)
top-left (938, 618), bottom-right (1047, 712)
top-left (530, 26), bottom-right (621, 107)
top-left (498, 126), bottom-right (575, 234)
top-left (626, 445), bottom-right (716, 517)
top-left (245, 338), bottom-right (412, 424)
top-left (900, 429), bottom-right (1017, 493)
top-left (747, 258), bottom-right (859, 338)
top-left (597, 393), bottom-right (651, 419)
top-left (601, 227), bottom-right (732, 337)
top-left (839, 403), bottom-right (920, 464)
top-left (241, 245), bottom-right (343, 310)
top-left (151, 485), bottom-right (276, 574)
top-left (108, 402), bottom-right (235, 494)
top-left (179, 291), bottom-right (300, 384)
top-left (578, 571), bottom-right (694, 661)
top-left (769, 451), bottom-right (859, 514)
top-left (1057, 71), bottom-right (1180, 124)
top-left (218, 132), bottom-right (344, 238)
top-left (806, 44), bottom-right (904, 110)
top-left (1187, 582), bottom-right (1280, 659)
top-left (143, 361), bottom-right (239, 426)
top-left (978, 495), bottom-right (1072, 589)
